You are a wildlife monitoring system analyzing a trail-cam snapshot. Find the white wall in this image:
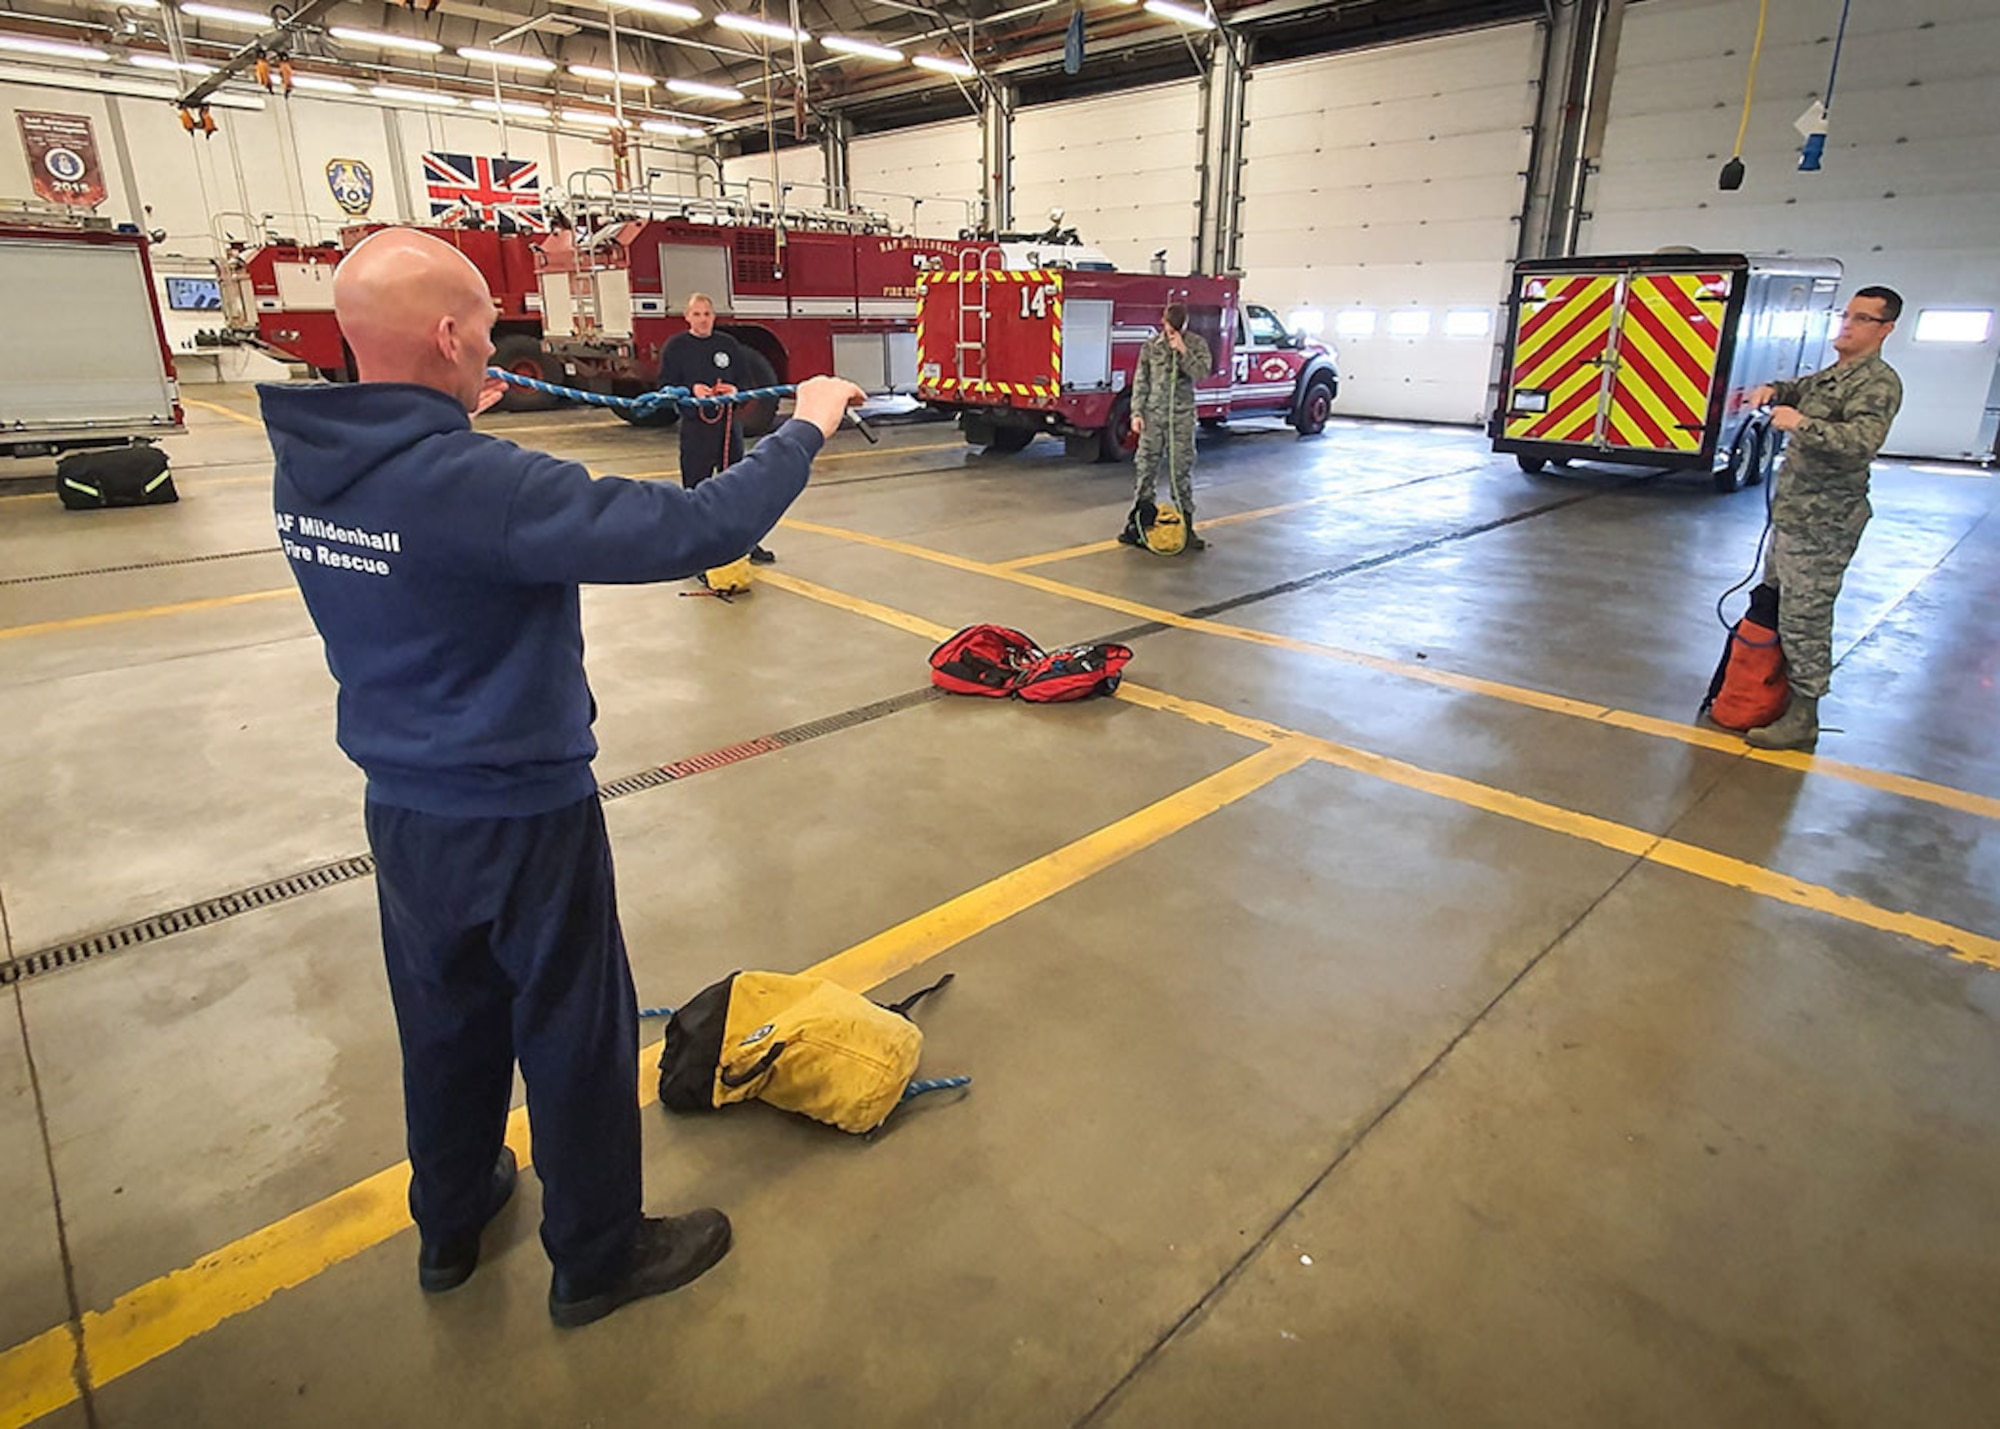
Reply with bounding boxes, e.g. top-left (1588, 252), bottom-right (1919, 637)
top-left (847, 118), bottom-right (982, 238)
top-left (4, 76), bottom-right (617, 264)
top-left (722, 143), bottom-right (831, 211)
top-left (1011, 80), bottom-right (1202, 273)
top-left (1239, 25), bottom-right (1541, 423)
top-left (1584, 0), bottom-right (2000, 460)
